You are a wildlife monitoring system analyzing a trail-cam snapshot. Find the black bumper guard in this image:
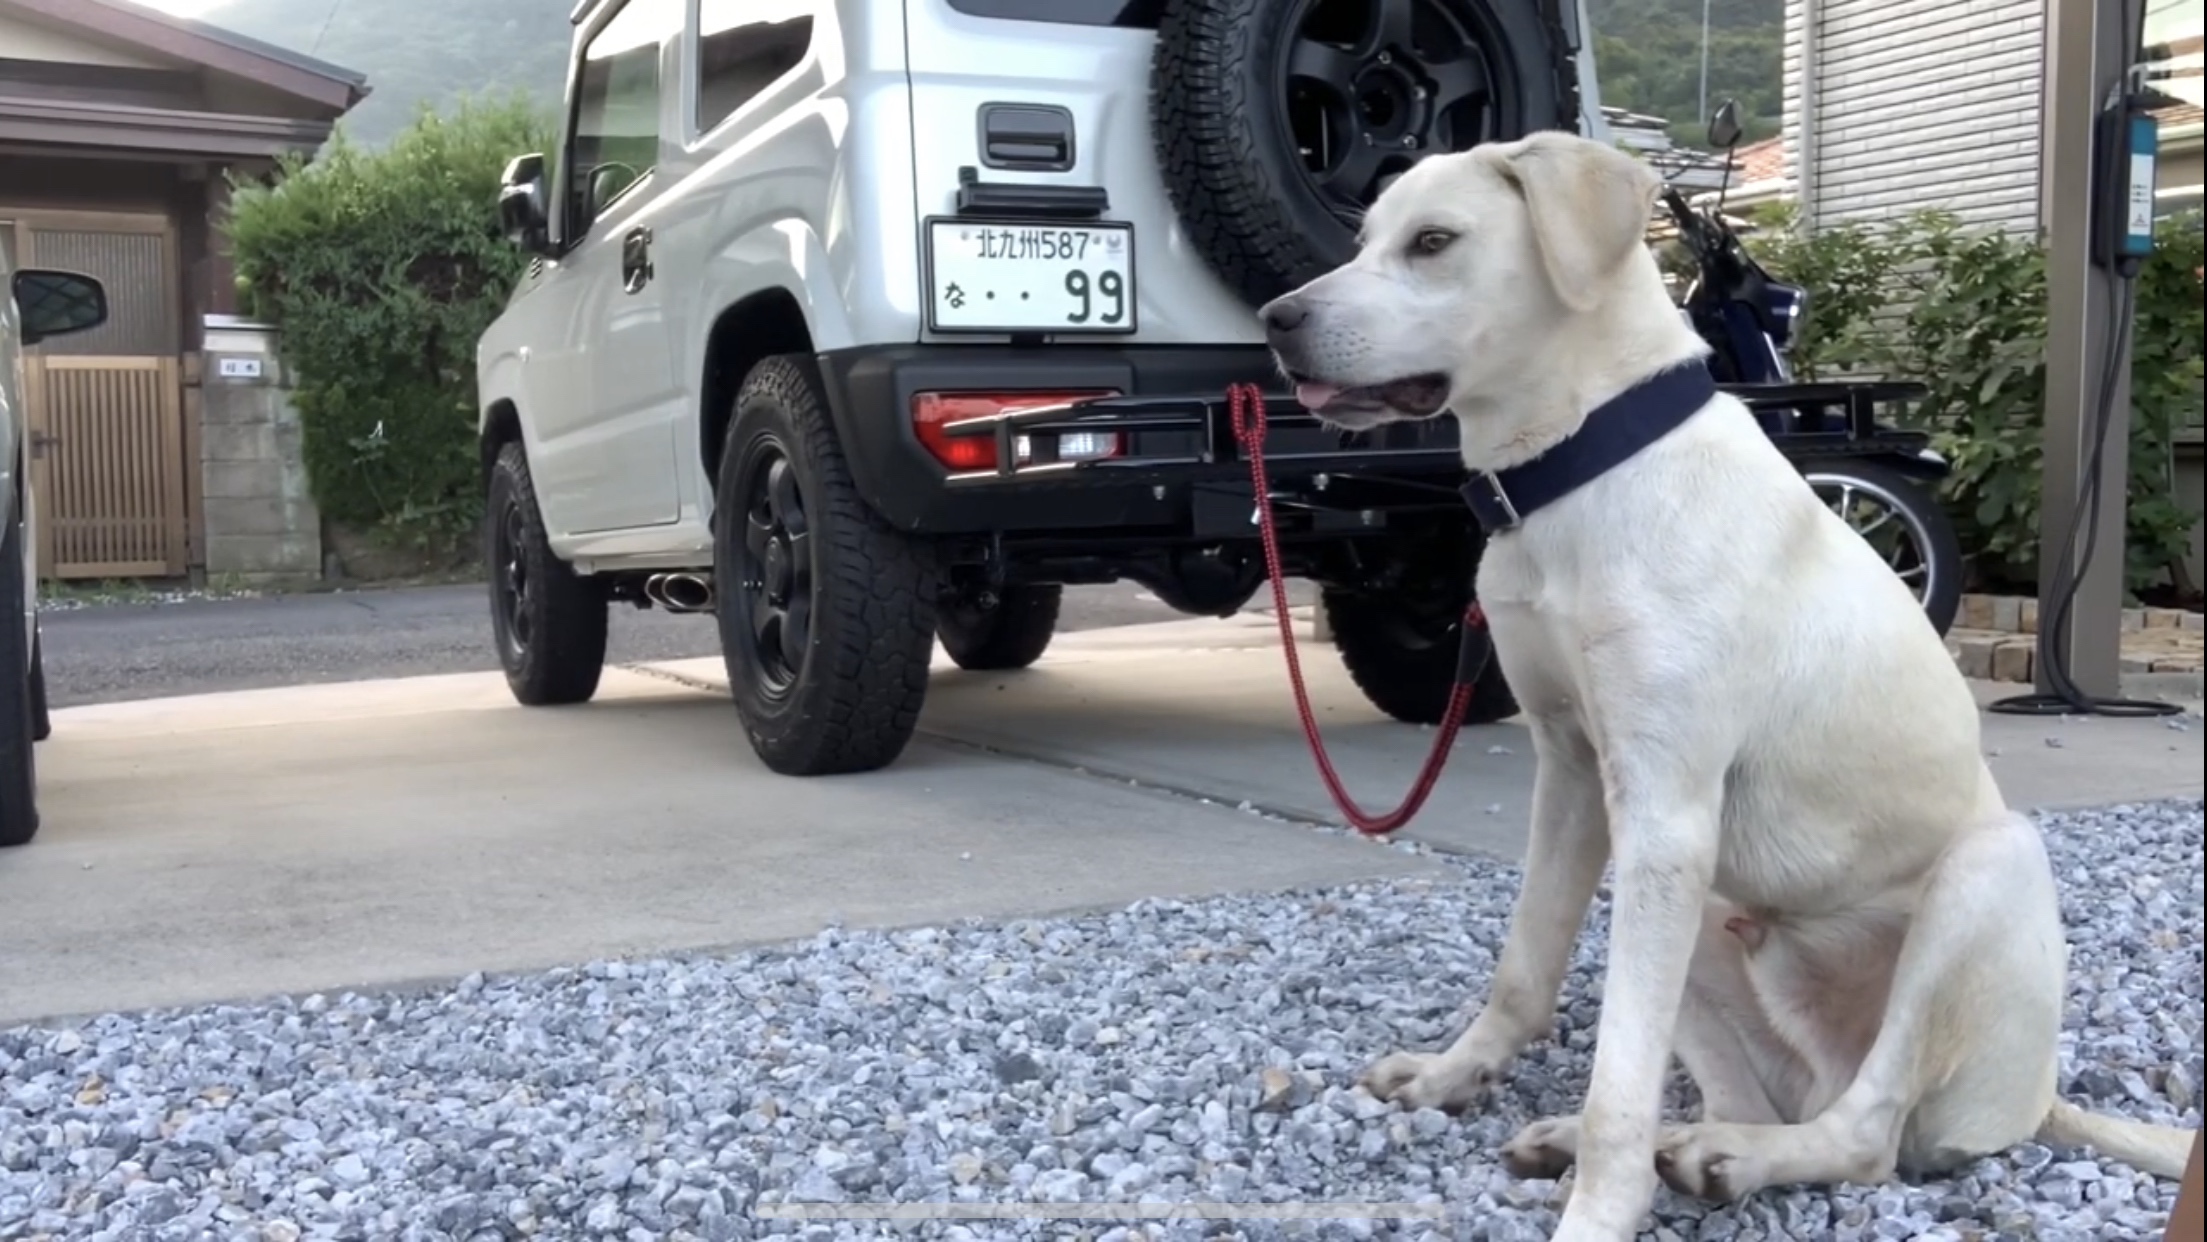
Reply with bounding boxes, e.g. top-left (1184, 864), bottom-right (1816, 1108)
top-left (936, 379), bottom-right (1936, 489)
